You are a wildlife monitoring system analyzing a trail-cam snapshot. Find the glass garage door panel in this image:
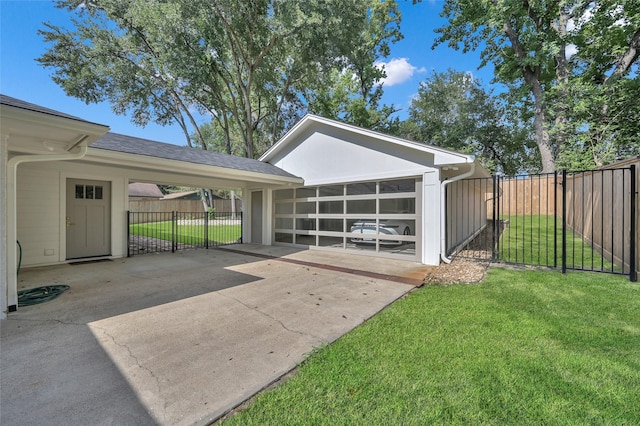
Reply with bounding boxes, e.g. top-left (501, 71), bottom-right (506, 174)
top-left (274, 179), bottom-right (418, 259)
